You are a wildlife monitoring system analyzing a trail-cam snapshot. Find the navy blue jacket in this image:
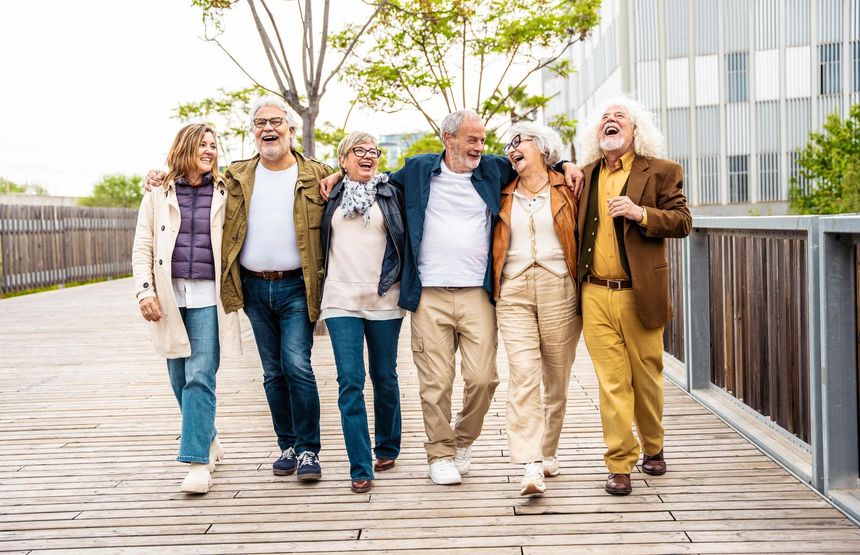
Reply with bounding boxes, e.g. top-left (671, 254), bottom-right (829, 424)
top-left (389, 152), bottom-right (520, 312)
top-left (320, 177), bottom-right (405, 297)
